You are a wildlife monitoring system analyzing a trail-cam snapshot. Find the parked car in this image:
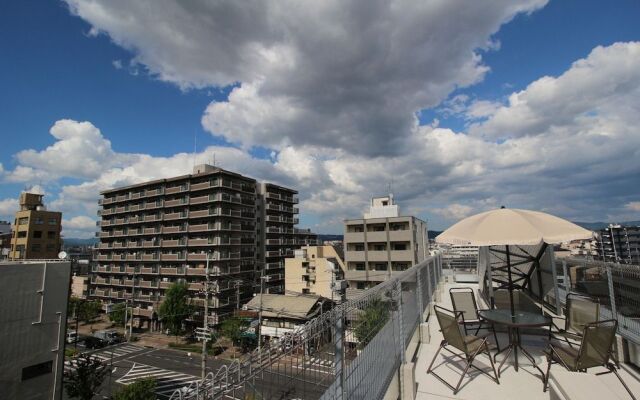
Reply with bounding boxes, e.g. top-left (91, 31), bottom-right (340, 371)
top-left (83, 336), bottom-right (107, 349)
top-left (66, 331), bottom-right (78, 344)
top-left (93, 329), bottom-right (121, 344)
